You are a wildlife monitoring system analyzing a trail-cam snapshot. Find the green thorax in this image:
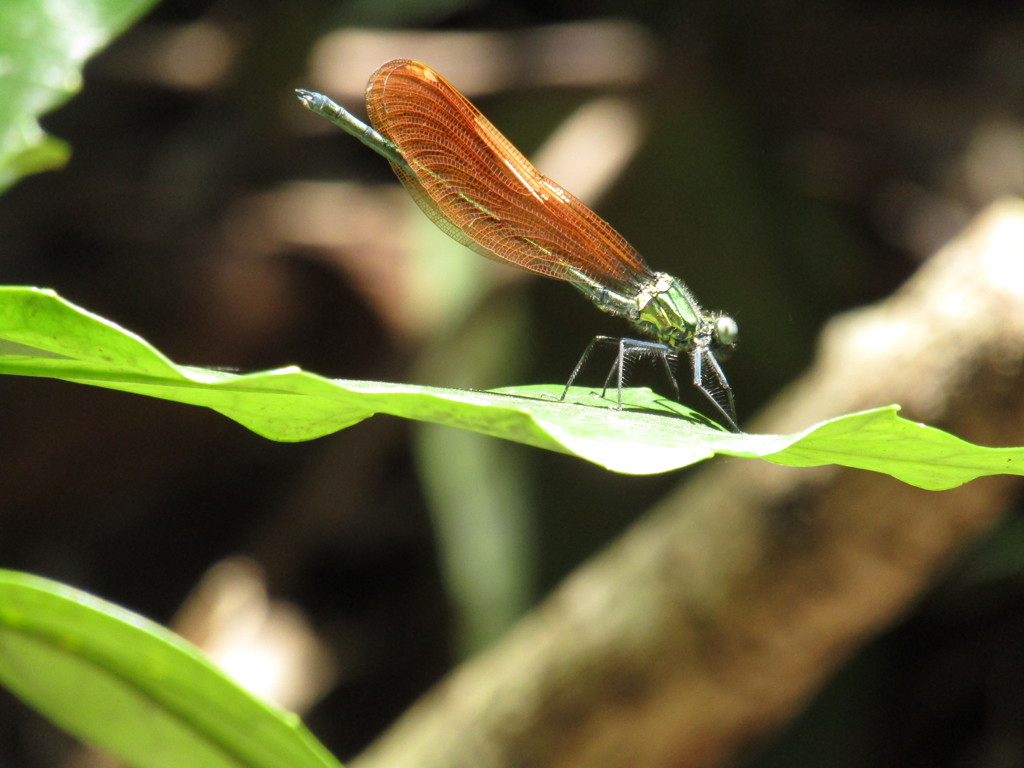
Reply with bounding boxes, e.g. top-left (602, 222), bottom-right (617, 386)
top-left (572, 271), bottom-right (707, 352)
top-left (632, 272), bottom-right (707, 351)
